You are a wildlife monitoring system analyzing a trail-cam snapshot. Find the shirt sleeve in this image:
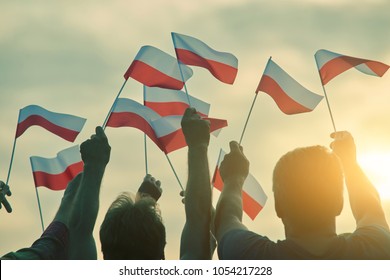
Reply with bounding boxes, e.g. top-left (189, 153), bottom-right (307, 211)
top-left (1, 221), bottom-right (69, 260)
